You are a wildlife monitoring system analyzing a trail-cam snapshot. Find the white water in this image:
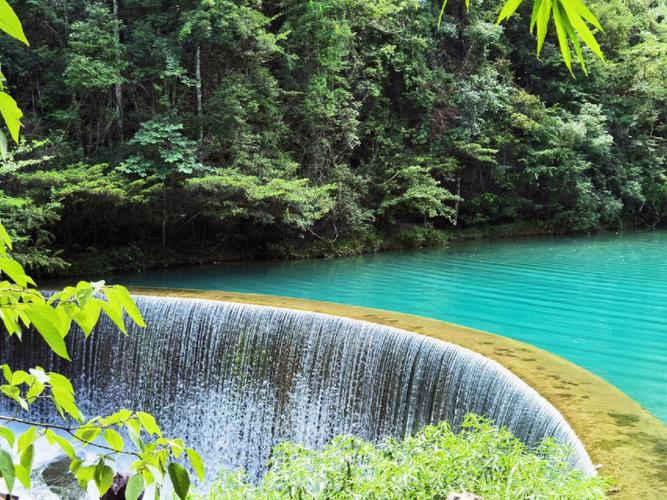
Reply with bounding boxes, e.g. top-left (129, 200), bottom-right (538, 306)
top-left (0, 295), bottom-right (595, 492)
